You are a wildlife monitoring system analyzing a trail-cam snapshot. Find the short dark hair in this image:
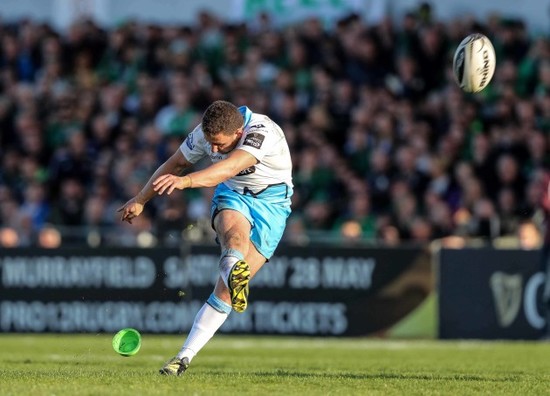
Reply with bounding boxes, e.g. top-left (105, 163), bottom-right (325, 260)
top-left (201, 100), bottom-right (244, 137)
